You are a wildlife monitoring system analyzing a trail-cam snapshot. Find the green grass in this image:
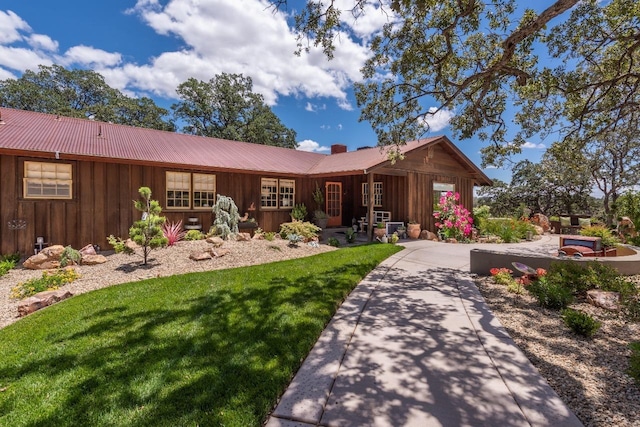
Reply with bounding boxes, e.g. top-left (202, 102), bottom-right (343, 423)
top-left (0, 244), bottom-right (401, 426)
